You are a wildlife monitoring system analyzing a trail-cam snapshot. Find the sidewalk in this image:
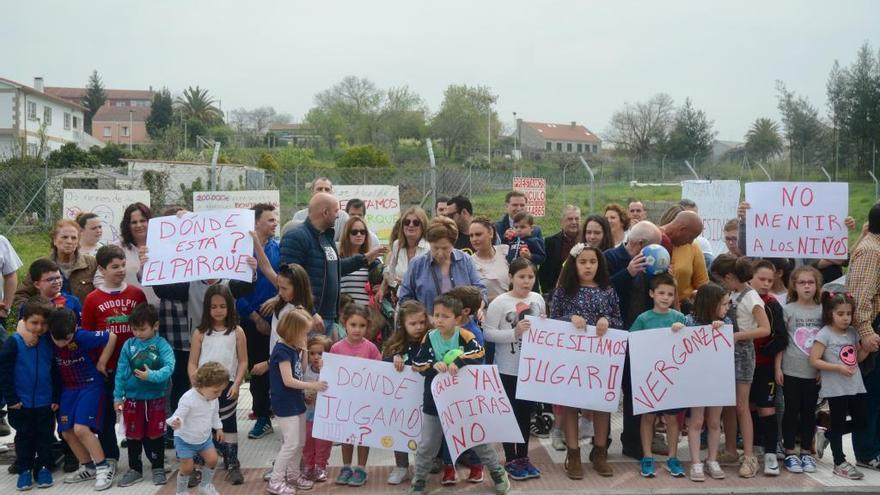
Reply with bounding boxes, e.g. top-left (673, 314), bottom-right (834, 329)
top-left (3, 384), bottom-right (880, 494)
